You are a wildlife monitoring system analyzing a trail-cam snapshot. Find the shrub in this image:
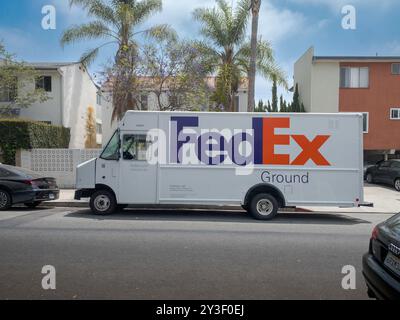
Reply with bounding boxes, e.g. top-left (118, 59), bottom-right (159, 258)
top-left (0, 119), bottom-right (70, 165)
